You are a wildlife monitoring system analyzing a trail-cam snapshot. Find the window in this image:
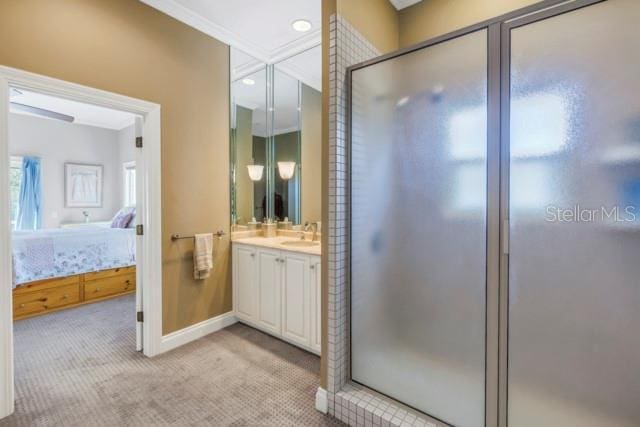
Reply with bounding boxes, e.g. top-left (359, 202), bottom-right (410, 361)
top-left (448, 91), bottom-right (569, 213)
top-left (123, 161), bottom-right (136, 207)
top-left (9, 156), bottom-right (22, 229)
